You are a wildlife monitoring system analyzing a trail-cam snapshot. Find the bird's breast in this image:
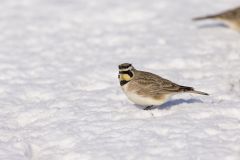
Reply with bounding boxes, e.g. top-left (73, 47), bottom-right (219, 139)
top-left (121, 83), bottom-right (171, 106)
